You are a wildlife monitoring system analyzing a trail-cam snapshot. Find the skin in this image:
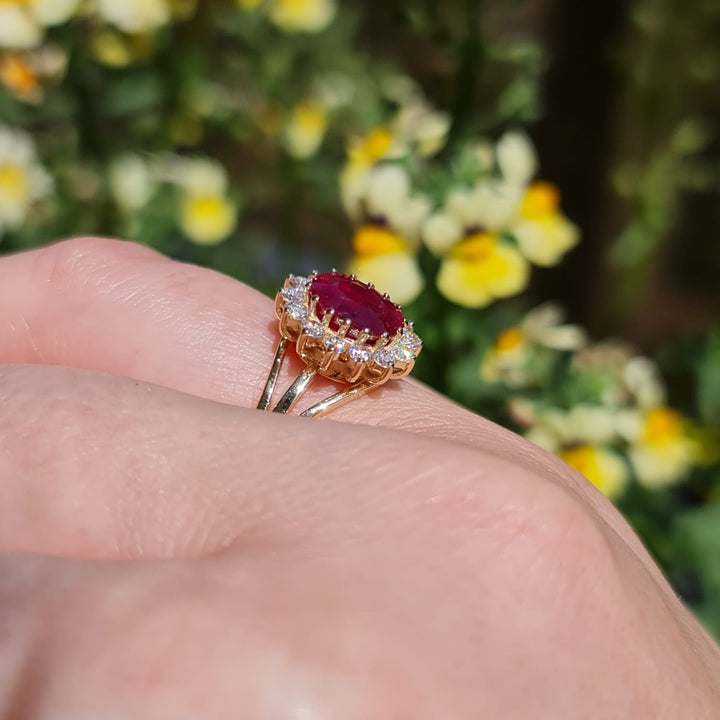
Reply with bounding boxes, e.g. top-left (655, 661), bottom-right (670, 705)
top-left (0, 236), bottom-right (718, 719)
